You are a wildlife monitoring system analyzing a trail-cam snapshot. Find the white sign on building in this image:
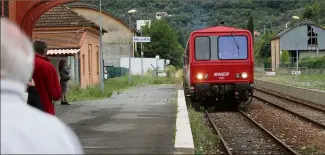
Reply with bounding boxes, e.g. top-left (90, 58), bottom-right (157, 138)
top-left (133, 37), bottom-right (151, 42)
top-left (136, 20), bottom-right (151, 30)
top-left (291, 71), bottom-right (301, 75)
